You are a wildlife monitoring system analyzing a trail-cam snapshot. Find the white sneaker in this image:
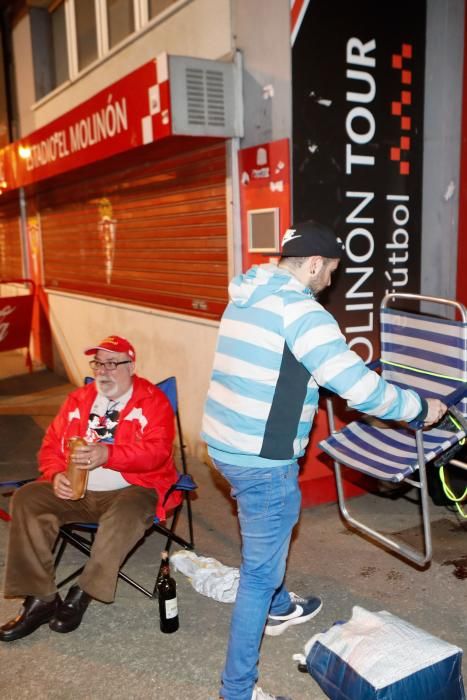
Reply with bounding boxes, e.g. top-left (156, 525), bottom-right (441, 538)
top-left (264, 592), bottom-right (323, 637)
top-left (251, 686), bottom-right (293, 700)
